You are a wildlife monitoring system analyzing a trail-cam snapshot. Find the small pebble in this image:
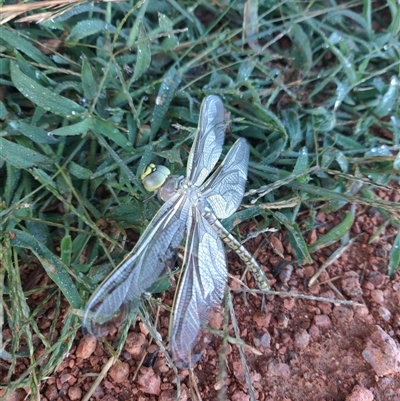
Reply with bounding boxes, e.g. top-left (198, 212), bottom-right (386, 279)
top-left (283, 297), bottom-right (296, 310)
top-left (370, 289), bottom-right (384, 304)
top-left (124, 332), bottom-right (147, 360)
top-left (109, 362), bottom-right (130, 383)
top-left (362, 281), bottom-right (375, 290)
top-left (309, 325), bottom-right (320, 339)
top-left (345, 384), bottom-right (373, 401)
top-left (3, 389), bottom-right (26, 401)
top-left (231, 391), bottom-right (250, 401)
top-left (67, 387), bottom-right (82, 401)
top-left (254, 331), bottom-right (271, 349)
top-left (342, 271), bottom-right (362, 298)
top-left (355, 305), bottom-right (370, 317)
top-left (267, 362), bottom-right (290, 378)
top-left (368, 272), bottom-right (385, 288)
top-left (252, 311), bottom-right (270, 327)
top-left (279, 264), bottom-right (293, 283)
top-left (303, 265), bottom-right (315, 279)
top-left (378, 306), bottom-right (391, 321)
top-left (60, 373), bottom-right (72, 383)
top-left (76, 335), bottom-right (97, 359)
top-left (153, 356), bottom-right (169, 374)
top-left (314, 314), bottom-right (332, 328)
top-left (277, 314), bottom-right (289, 328)
top-left (333, 306), bottom-right (354, 324)
top-left (295, 329), bottom-right (310, 349)
top-left (44, 384), bottom-right (58, 401)
top-left (270, 236), bottom-right (284, 254)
